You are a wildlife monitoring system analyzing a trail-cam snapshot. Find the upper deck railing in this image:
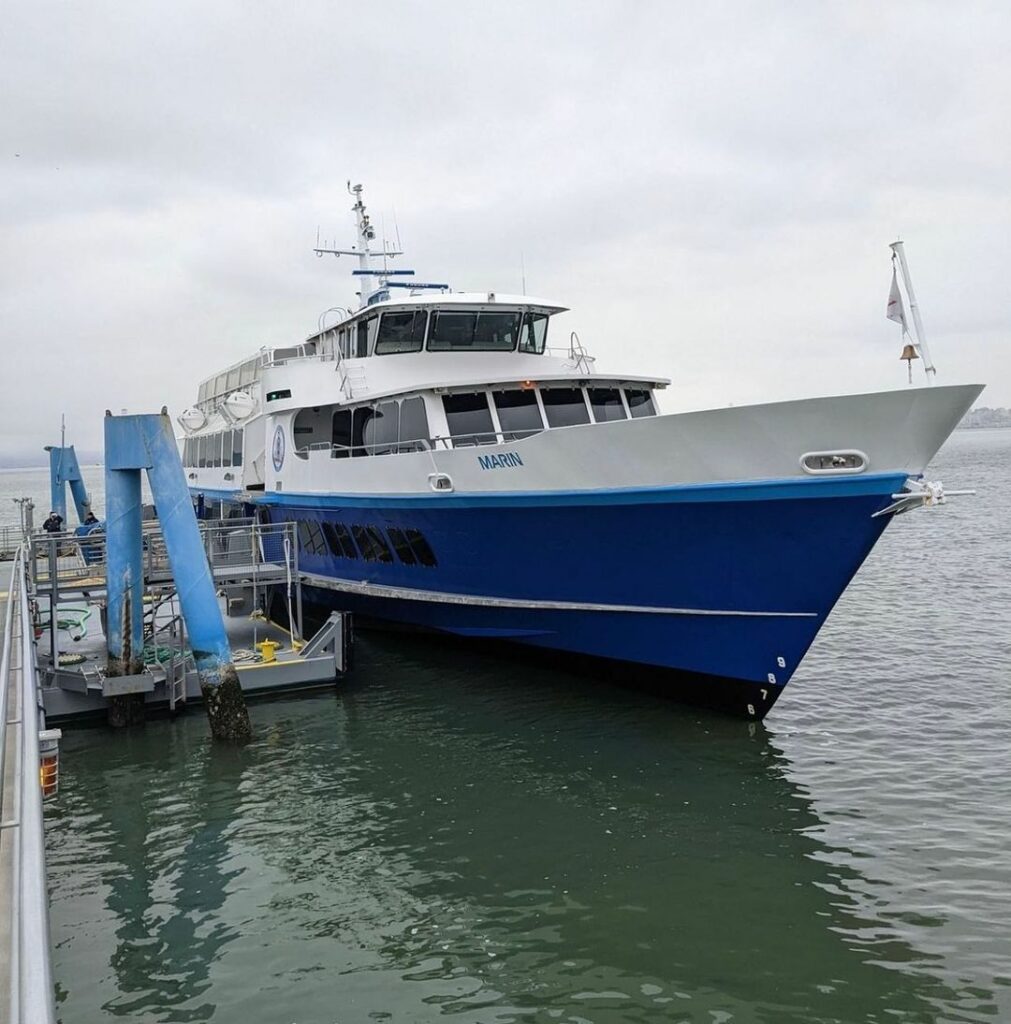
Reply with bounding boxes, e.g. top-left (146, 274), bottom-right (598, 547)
top-left (0, 545), bottom-right (58, 1024)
